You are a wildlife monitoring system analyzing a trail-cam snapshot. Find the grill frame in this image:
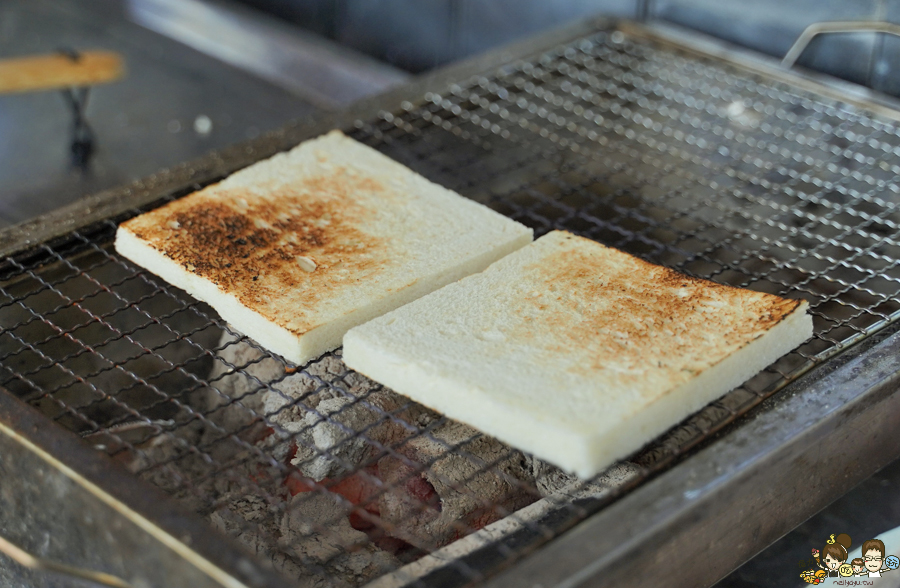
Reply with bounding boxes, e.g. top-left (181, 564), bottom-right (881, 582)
top-left (3, 16), bottom-right (900, 588)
